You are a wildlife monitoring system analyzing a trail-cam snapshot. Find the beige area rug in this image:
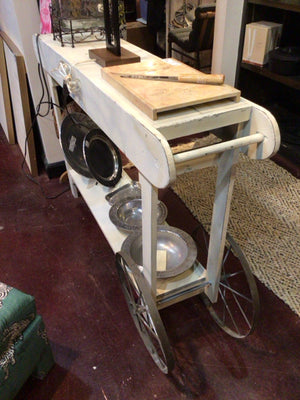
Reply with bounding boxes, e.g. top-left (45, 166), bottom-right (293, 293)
top-left (171, 154), bottom-right (300, 317)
